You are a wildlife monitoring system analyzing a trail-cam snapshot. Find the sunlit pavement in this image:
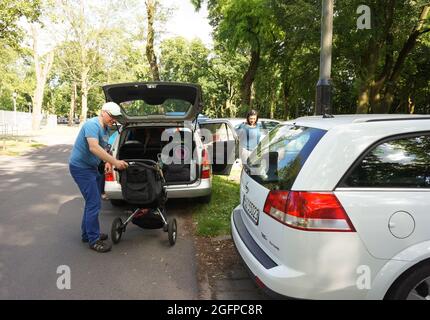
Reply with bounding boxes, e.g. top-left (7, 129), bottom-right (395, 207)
top-left (0, 136), bottom-right (198, 299)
